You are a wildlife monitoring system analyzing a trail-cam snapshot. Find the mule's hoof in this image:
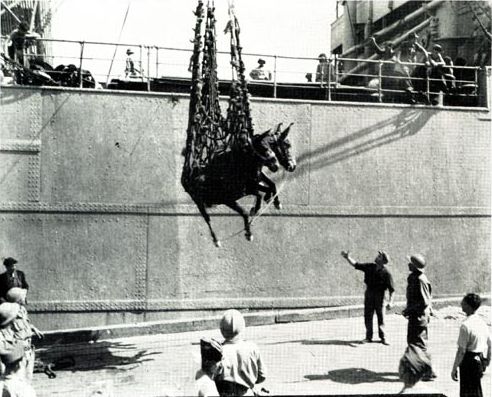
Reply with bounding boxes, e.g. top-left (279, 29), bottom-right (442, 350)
top-left (274, 202), bottom-right (282, 210)
top-left (246, 233), bottom-right (254, 242)
top-left (214, 240), bottom-right (222, 248)
top-left (250, 208), bottom-right (257, 216)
